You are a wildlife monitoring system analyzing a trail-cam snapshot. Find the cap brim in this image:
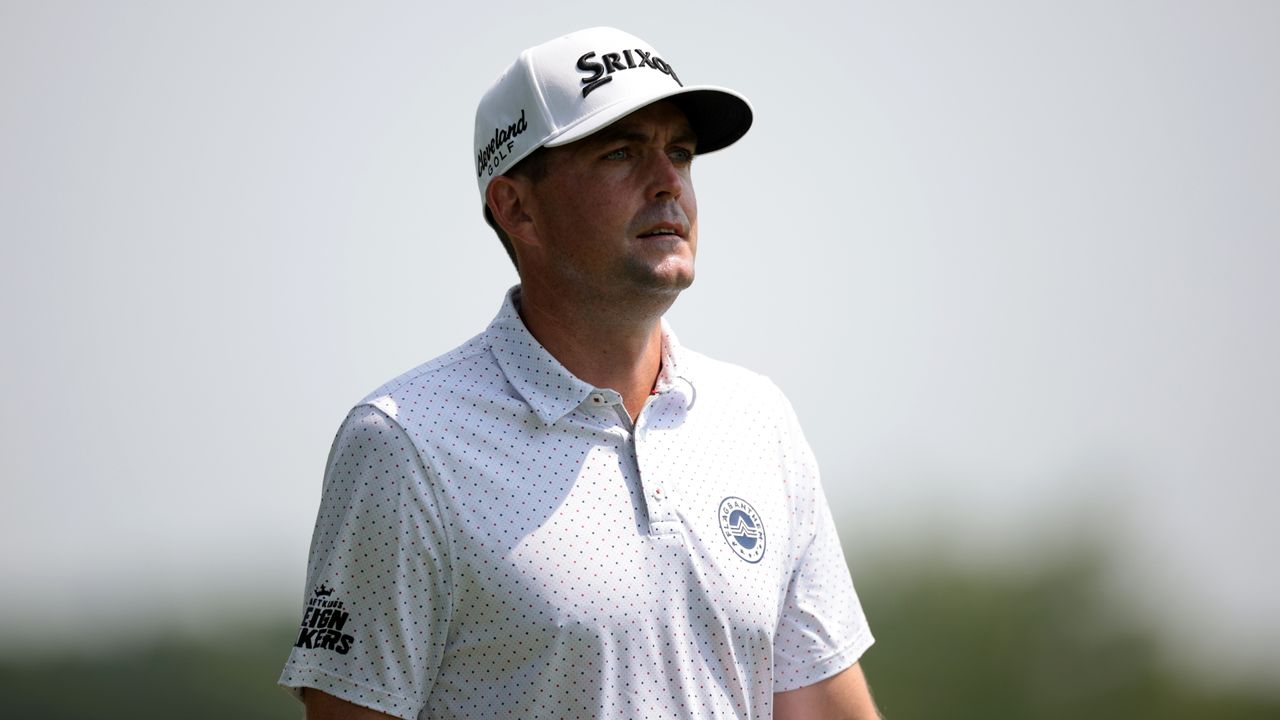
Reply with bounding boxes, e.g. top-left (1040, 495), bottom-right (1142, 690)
top-left (544, 84), bottom-right (753, 156)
